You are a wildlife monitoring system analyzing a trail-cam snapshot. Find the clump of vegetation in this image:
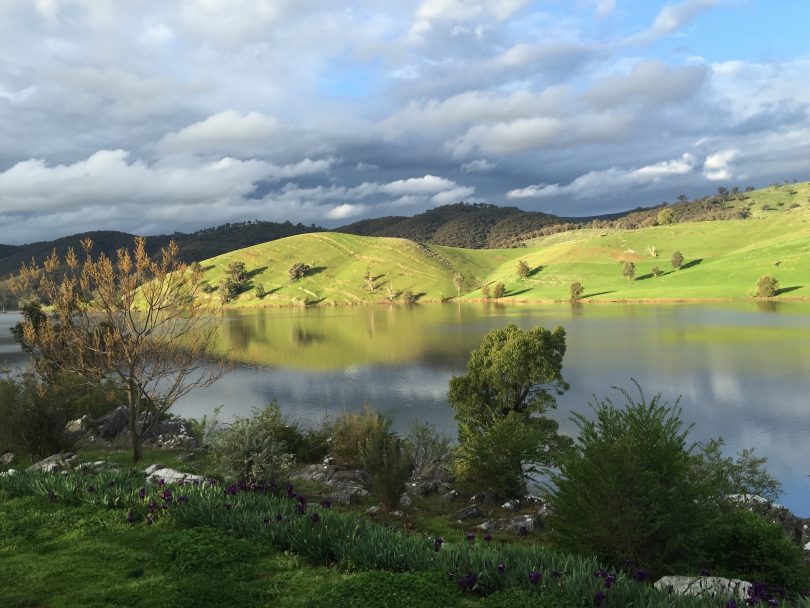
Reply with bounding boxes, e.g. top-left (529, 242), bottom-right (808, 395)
top-left (401, 289), bottom-right (418, 303)
top-left (330, 405), bottom-right (393, 468)
top-left (211, 401), bottom-right (294, 484)
top-left (360, 423), bottom-right (414, 508)
top-left (492, 282), bottom-right (505, 299)
top-left (656, 207), bottom-right (675, 225)
top-left (481, 282), bottom-right (490, 299)
top-left (288, 262), bottom-right (310, 280)
top-left (645, 245), bottom-right (659, 258)
top-left (404, 421), bottom-right (452, 471)
top-left (622, 261), bottom-right (635, 281)
top-left (569, 281), bottom-right (584, 302)
top-left (255, 283), bottom-right (266, 298)
top-left (516, 260), bottom-right (530, 279)
top-left (363, 268), bottom-right (376, 292)
top-left (671, 251), bottom-right (684, 270)
top-left (651, 266), bottom-right (662, 277)
top-left (453, 272), bottom-right (463, 297)
top-left (449, 324), bottom-right (571, 498)
top-left (756, 275), bottom-right (779, 297)
top-left (223, 260), bottom-right (249, 300)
